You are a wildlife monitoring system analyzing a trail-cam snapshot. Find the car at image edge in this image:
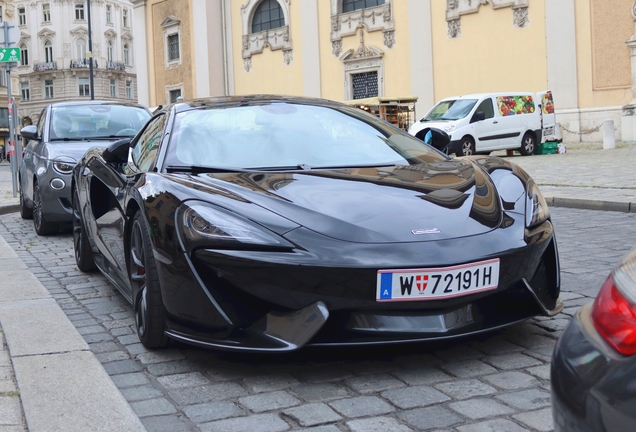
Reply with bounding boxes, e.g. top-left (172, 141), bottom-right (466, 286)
top-left (551, 247), bottom-right (636, 431)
